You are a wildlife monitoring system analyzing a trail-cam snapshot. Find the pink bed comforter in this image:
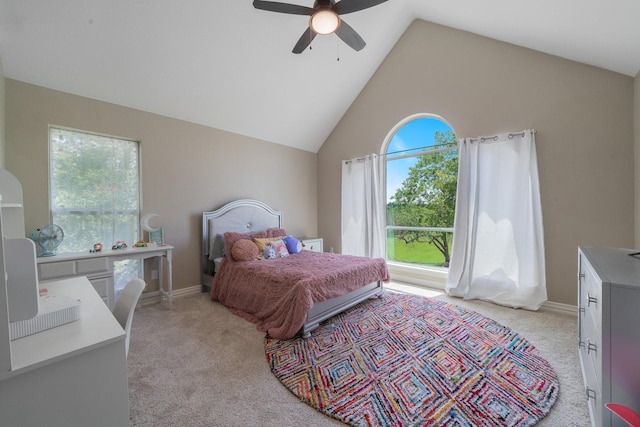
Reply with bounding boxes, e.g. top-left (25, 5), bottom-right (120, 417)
top-left (210, 251), bottom-right (390, 339)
